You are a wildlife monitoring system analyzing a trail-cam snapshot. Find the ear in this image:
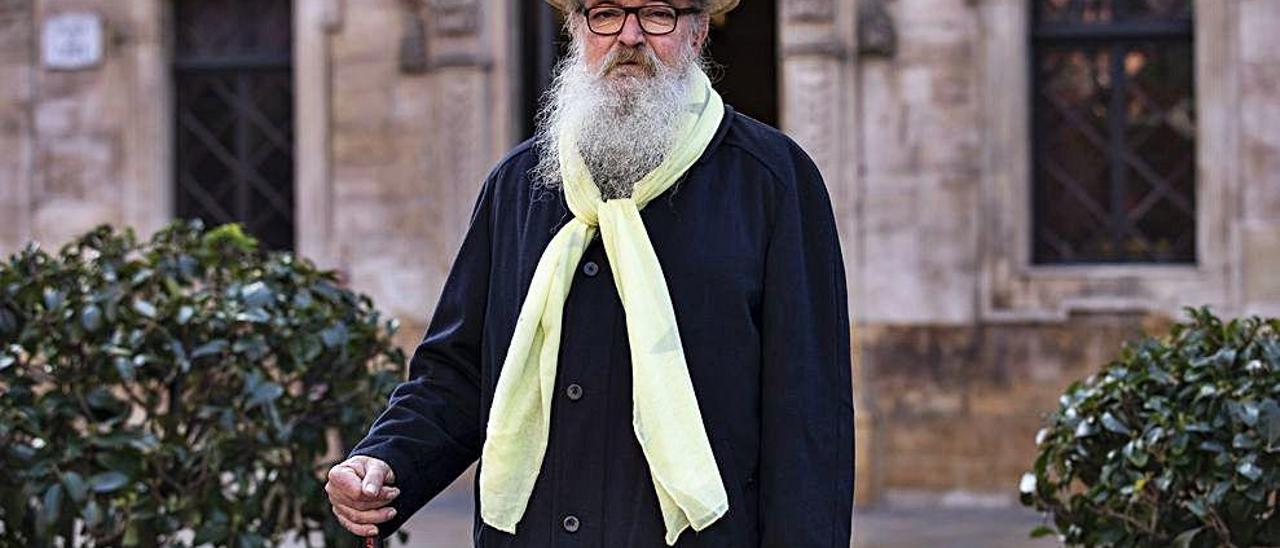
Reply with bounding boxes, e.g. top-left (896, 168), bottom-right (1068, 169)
top-left (690, 15), bottom-right (711, 51)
